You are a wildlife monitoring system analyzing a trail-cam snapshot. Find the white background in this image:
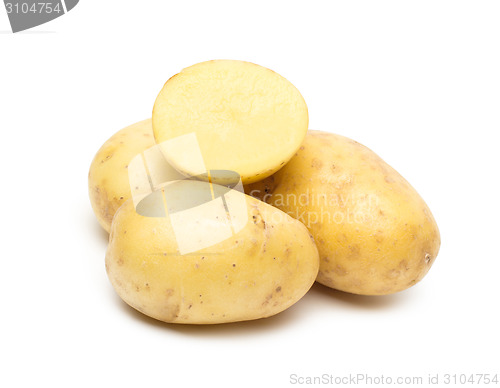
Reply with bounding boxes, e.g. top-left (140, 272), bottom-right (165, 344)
top-left (1, 1), bottom-right (499, 387)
